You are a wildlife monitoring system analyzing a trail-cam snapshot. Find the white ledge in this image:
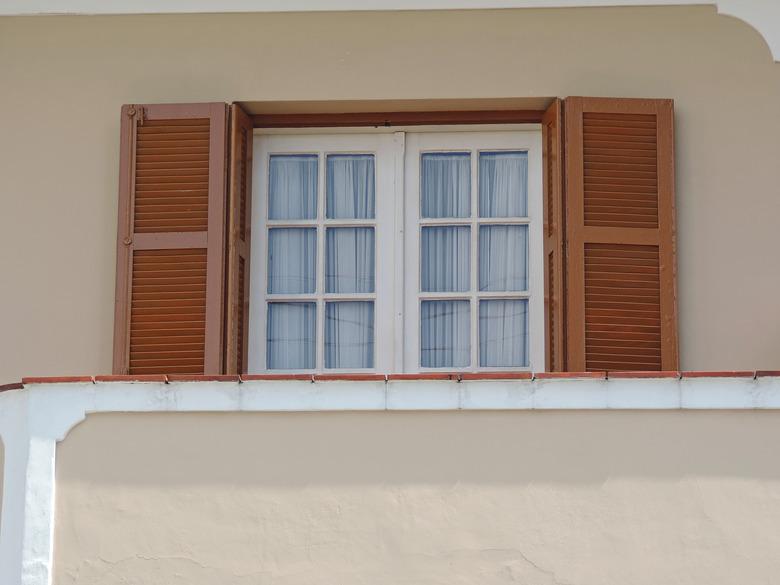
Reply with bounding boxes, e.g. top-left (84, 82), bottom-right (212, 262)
top-left (1, 375), bottom-right (780, 585)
